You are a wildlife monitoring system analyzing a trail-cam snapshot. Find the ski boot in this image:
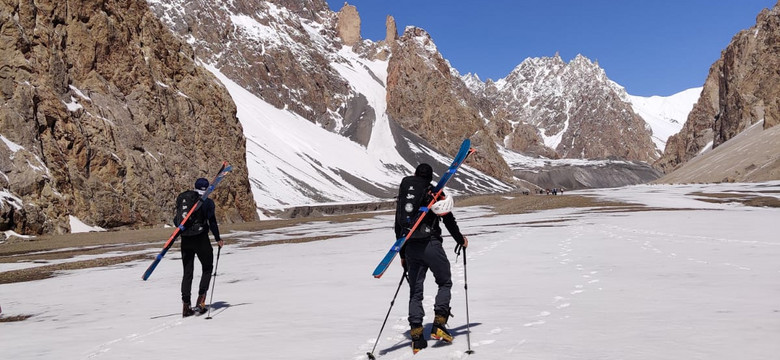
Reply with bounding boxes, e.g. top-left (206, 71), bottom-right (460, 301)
top-left (195, 294), bottom-right (208, 315)
top-left (410, 323), bottom-right (427, 354)
top-left (182, 302), bottom-right (195, 317)
top-left (431, 312), bottom-right (453, 343)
